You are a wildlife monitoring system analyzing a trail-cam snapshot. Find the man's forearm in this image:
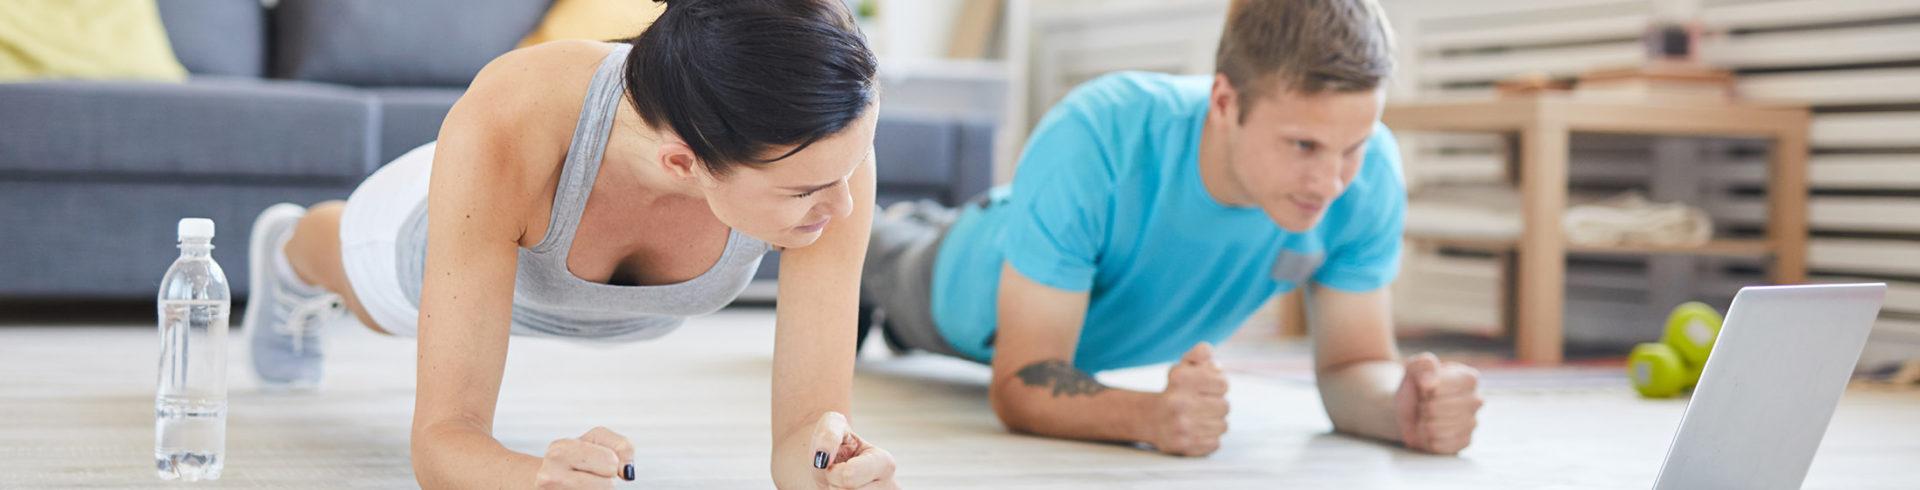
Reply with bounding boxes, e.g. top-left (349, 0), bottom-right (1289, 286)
top-left (991, 359), bottom-right (1161, 444)
top-left (1315, 360), bottom-right (1403, 443)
